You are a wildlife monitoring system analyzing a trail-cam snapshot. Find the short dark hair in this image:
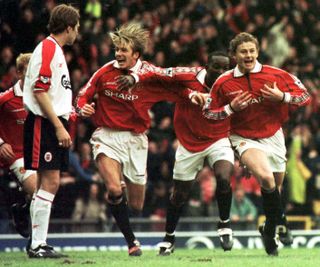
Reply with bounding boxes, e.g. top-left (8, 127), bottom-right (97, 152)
top-left (229, 32), bottom-right (259, 56)
top-left (47, 4), bottom-right (80, 34)
top-left (207, 51), bottom-right (229, 65)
